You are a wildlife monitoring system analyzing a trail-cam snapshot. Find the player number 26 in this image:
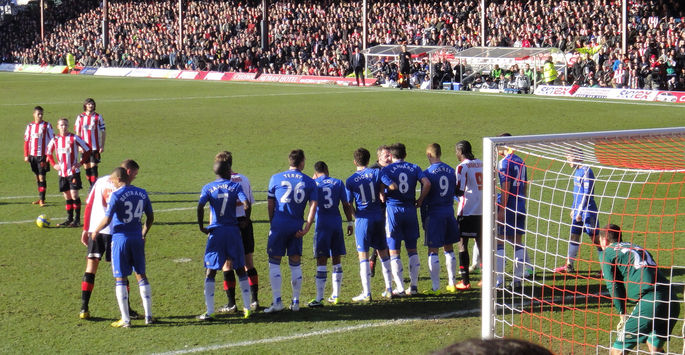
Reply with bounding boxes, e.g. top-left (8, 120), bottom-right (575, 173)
top-left (280, 181), bottom-right (306, 203)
